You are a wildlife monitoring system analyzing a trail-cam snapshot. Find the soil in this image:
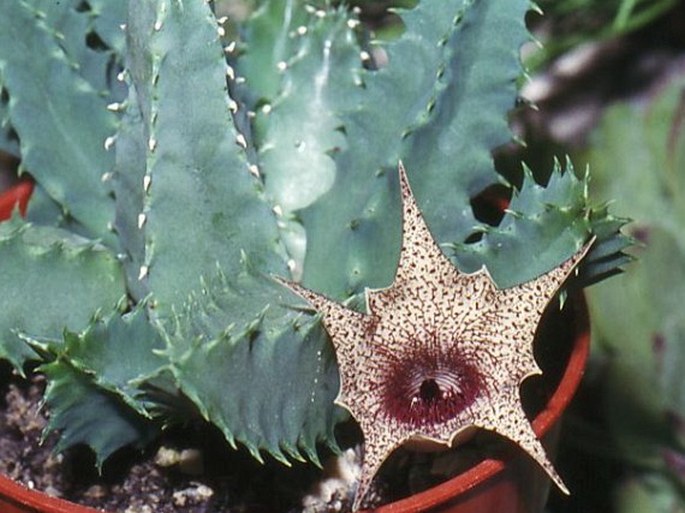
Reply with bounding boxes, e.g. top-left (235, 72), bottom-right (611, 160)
top-left (0, 363), bottom-right (335, 513)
